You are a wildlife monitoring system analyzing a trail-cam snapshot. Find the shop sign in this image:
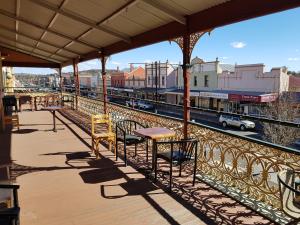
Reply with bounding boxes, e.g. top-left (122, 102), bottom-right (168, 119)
top-left (260, 94), bottom-right (277, 102)
top-left (229, 93), bottom-right (277, 103)
top-left (199, 92), bottom-right (228, 99)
